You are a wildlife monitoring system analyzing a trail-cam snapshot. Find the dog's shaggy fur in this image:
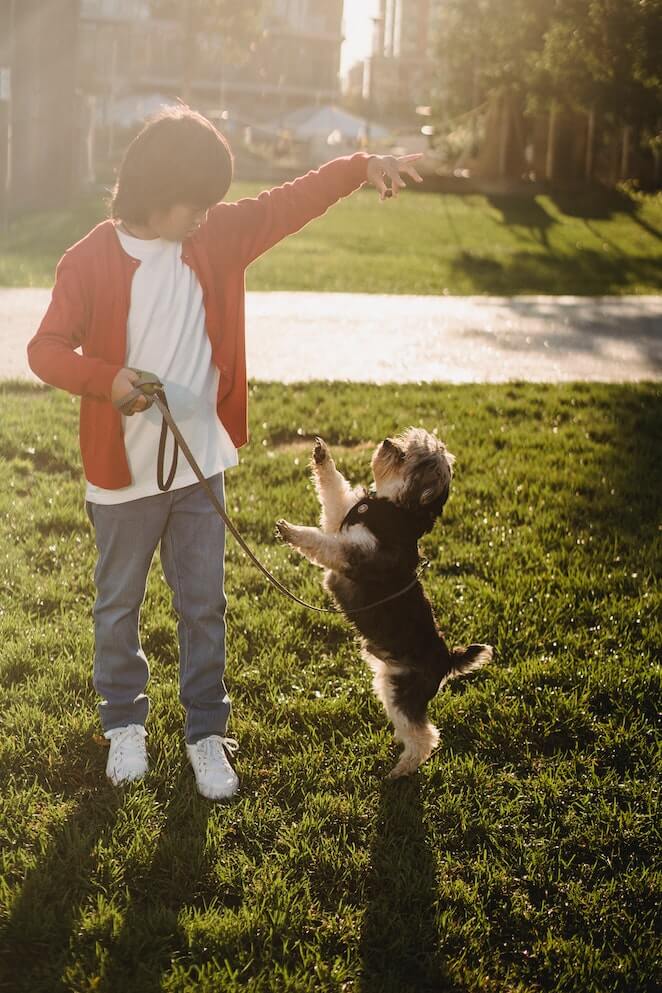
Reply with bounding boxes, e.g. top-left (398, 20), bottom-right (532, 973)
top-left (276, 428), bottom-right (492, 778)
